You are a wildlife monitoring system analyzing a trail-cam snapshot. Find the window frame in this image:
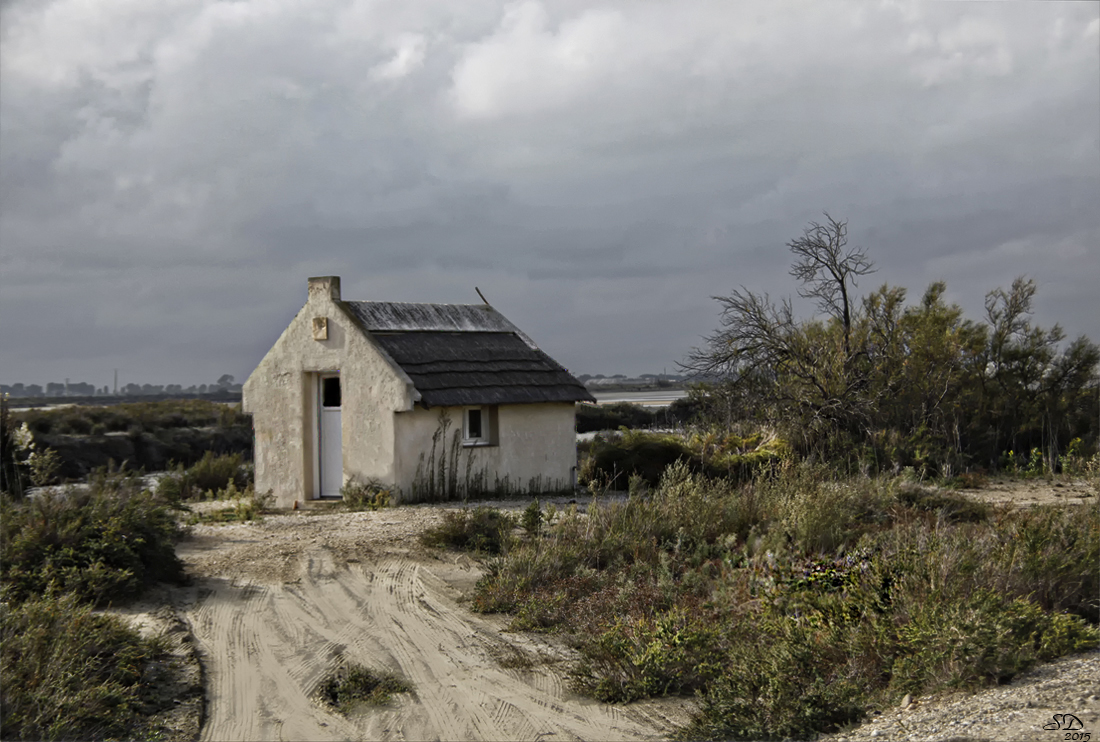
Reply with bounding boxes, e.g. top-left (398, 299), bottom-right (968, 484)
top-left (462, 405), bottom-right (497, 447)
